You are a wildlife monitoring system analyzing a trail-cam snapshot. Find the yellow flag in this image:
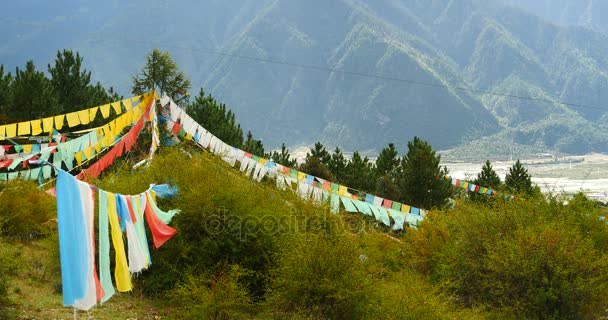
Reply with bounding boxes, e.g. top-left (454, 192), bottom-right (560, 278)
top-left (66, 112), bottom-right (80, 127)
top-left (111, 102), bottom-right (122, 115)
top-left (259, 158), bottom-right (268, 165)
top-left (17, 122), bottom-right (30, 136)
top-left (401, 204), bottom-right (411, 213)
top-left (184, 133), bottom-right (193, 140)
top-left (5, 124), bottom-right (16, 138)
top-left (23, 144), bottom-right (33, 154)
top-left (132, 95), bottom-right (141, 102)
top-left (106, 192), bottom-right (133, 292)
top-left (74, 152), bottom-right (83, 165)
top-left (54, 115), bottom-right (65, 130)
top-left (0, 125), bottom-right (5, 140)
top-left (84, 146), bottom-right (93, 160)
top-left (338, 185), bottom-right (348, 196)
top-left (31, 119), bottom-right (43, 135)
top-left (297, 171), bottom-right (306, 181)
top-left (122, 99), bottom-right (133, 111)
top-left (89, 107), bottom-right (98, 123)
top-left (42, 117), bottom-right (54, 133)
top-left (100, 104), bottom-right (111, 118)
top-left (94, 141), bottom-right (102, 153)
top-left (77, 110), bottom-right (90, 125)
